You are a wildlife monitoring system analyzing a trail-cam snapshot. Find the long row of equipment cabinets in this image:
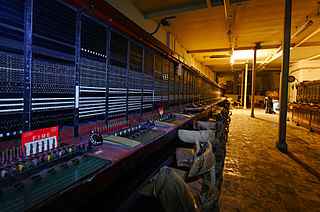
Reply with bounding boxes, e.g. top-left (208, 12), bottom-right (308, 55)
top-left (291, 80), bottom-right (320, 133)
top-left (0, 0), bottom-right (223, 142)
